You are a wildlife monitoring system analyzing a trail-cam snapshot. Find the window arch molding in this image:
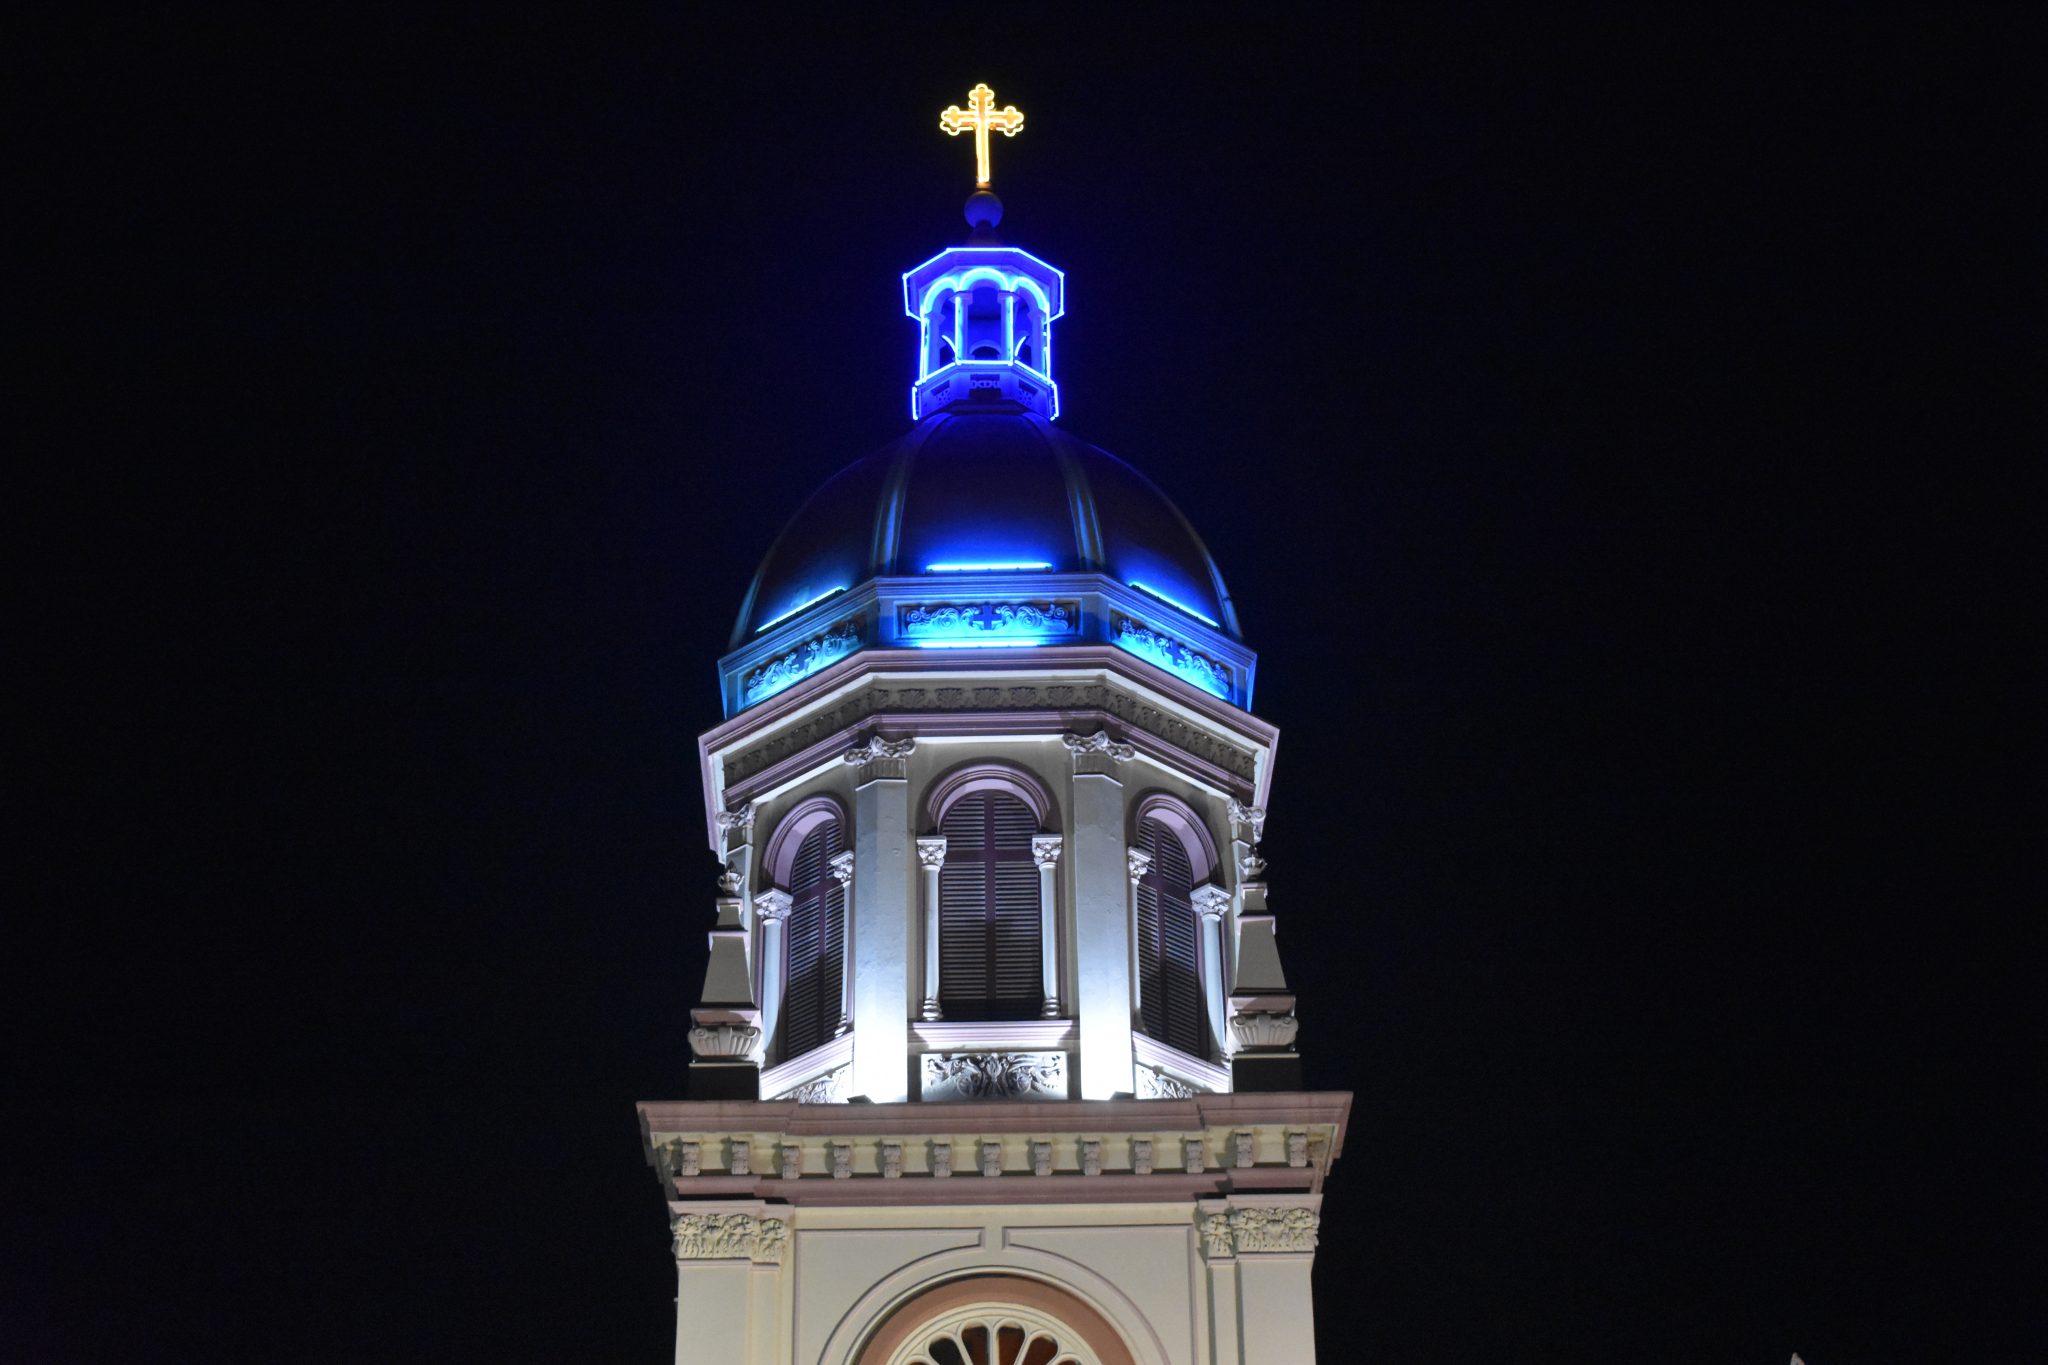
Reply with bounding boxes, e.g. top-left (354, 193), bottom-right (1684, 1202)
top-left (925, 762), bottom-right (1057, 834)
top-left (760, 793), bottom-right (850, 889)
top-left (1130, 791), bottom-right (1221, 883)
top-left (855, 1274), bottom-right (1137, 1365)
